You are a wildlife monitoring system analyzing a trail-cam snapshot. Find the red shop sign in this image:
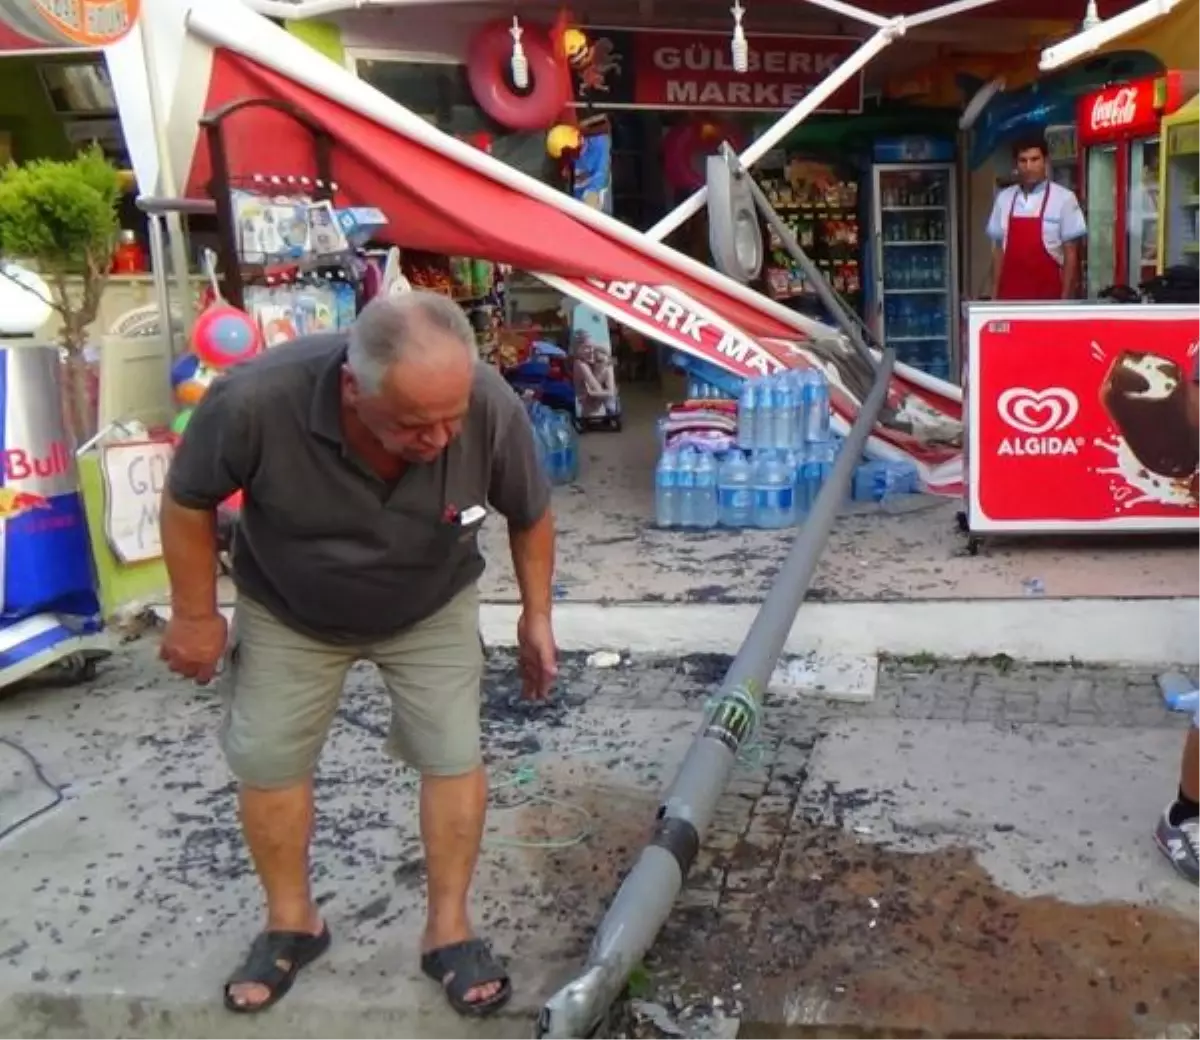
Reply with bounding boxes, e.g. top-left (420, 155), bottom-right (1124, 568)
top-left (579, 27), bottom-right (863, 113)
top-left (970, 309), bottom-right (1199, 531)
top-left (1077, 72), bottom-right (1188, 146)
